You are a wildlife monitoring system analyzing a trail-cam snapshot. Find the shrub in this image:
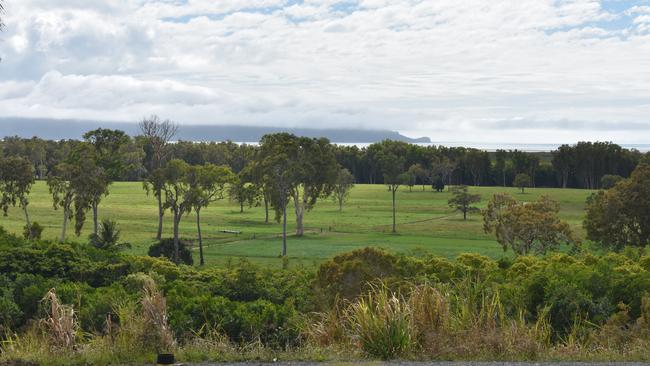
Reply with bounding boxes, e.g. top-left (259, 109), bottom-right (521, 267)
top-left (23, 222), bottom-right (44, 240)
top-left (313, 248), bottom-right (402, 306)
top-left (148, 239), bottom-right (193, 265)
